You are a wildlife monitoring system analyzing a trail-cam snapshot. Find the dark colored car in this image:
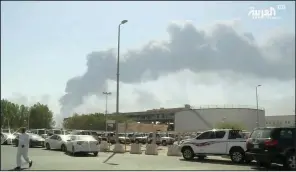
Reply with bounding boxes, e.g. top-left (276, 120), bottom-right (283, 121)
top-left (245, 127), bottom-right (295, 170)
top-left (13, 133), bottom-right (45, 148)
